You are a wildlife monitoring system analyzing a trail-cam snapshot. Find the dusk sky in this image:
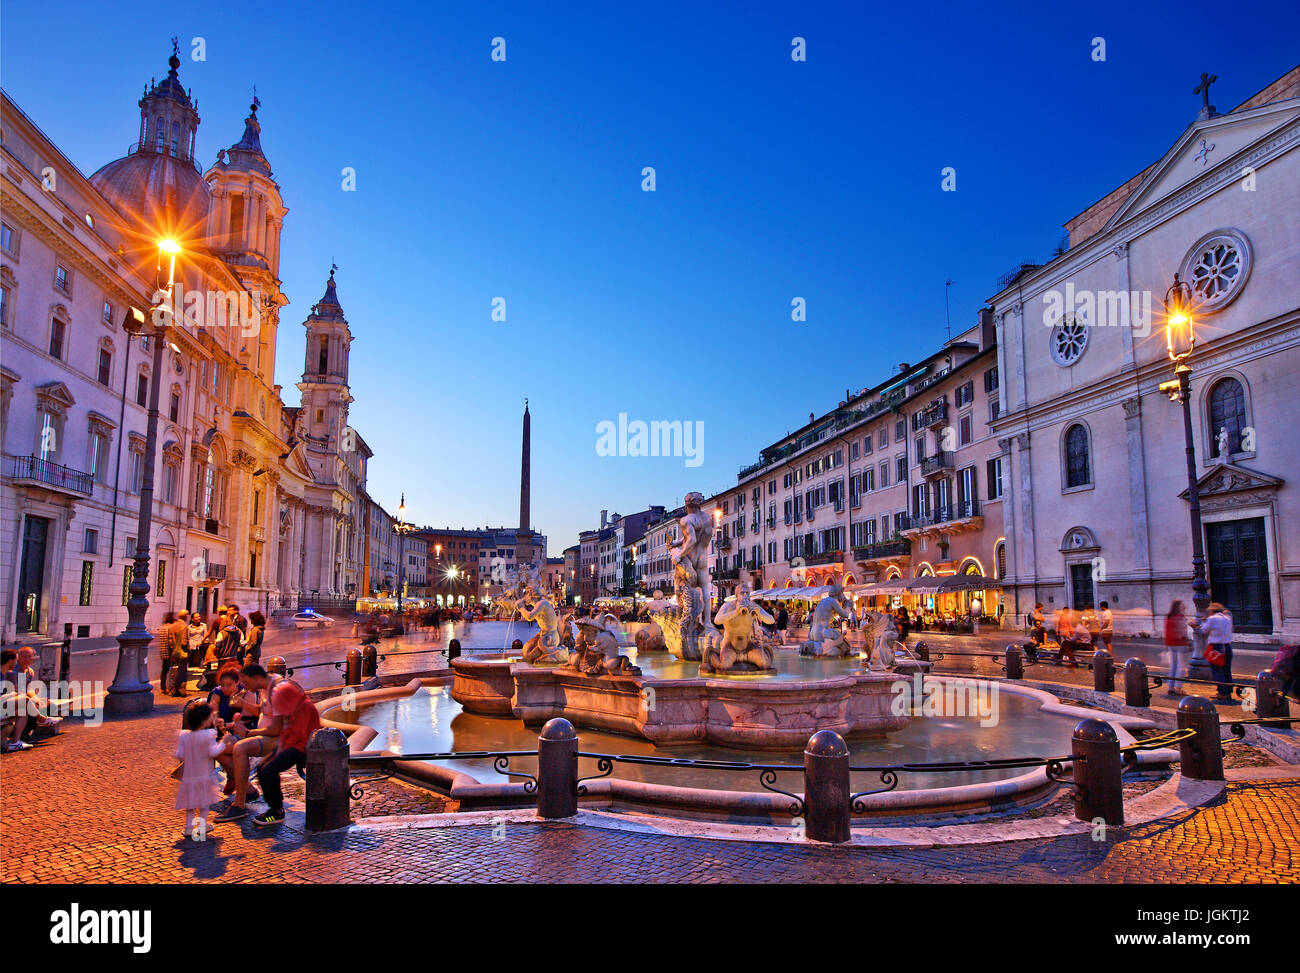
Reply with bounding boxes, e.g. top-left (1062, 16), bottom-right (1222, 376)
top-left (3, 0), bottom-right (1297, 551)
